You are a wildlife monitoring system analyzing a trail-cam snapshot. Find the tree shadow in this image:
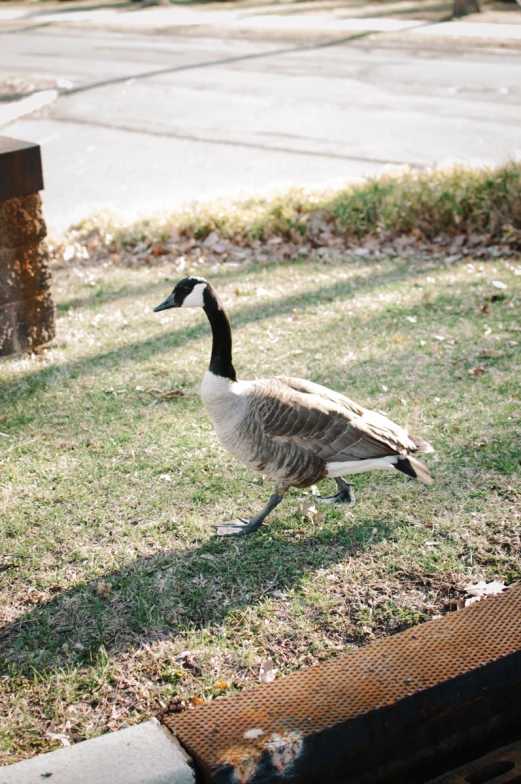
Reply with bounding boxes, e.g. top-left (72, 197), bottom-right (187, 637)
top-left (54, 256), bottom-right (273, 313)
top-left (55, 25), bottom-right (434, 100)
top-left (1, 257), bottom-right (438, 402)
top-left (0, 511), bottom-right (405, 675)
